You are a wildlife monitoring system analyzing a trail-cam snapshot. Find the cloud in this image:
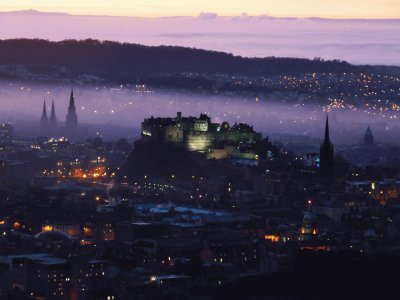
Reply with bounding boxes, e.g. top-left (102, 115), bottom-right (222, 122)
top-left (198, 12), bottom-right (218, 20)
